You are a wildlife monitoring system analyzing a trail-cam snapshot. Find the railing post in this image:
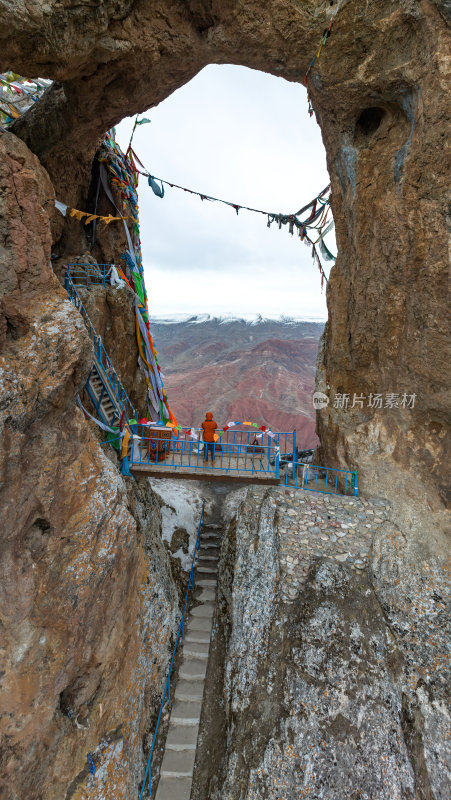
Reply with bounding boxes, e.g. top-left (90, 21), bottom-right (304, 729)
top-left (64, 269), bottom-right (70, 292)
top-left (275, 448), bottom-right (280, 480)
top-left (353, 471), bottom-right (358, 497)
top-left (292, 429), bottom-right (297, 479)
top-left (86, 262), bottom-right (89, 289)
